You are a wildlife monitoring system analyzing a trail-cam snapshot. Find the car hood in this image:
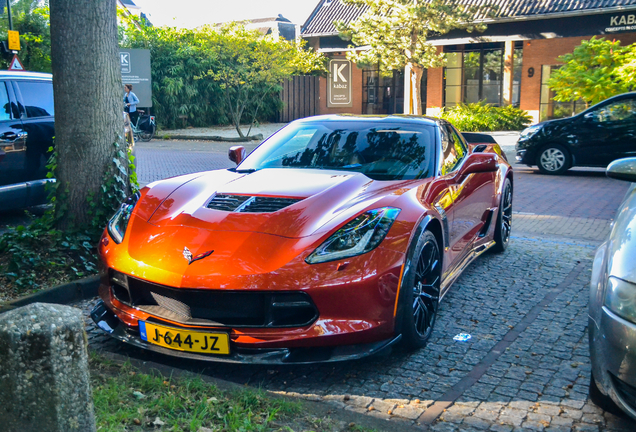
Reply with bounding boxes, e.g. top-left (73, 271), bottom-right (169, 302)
top-left (121, 168), bottom-right (424, 279)
top-left (608, 184), bottom-right (636, 284)
top-left (138, 168), bottom-right (424, 239)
